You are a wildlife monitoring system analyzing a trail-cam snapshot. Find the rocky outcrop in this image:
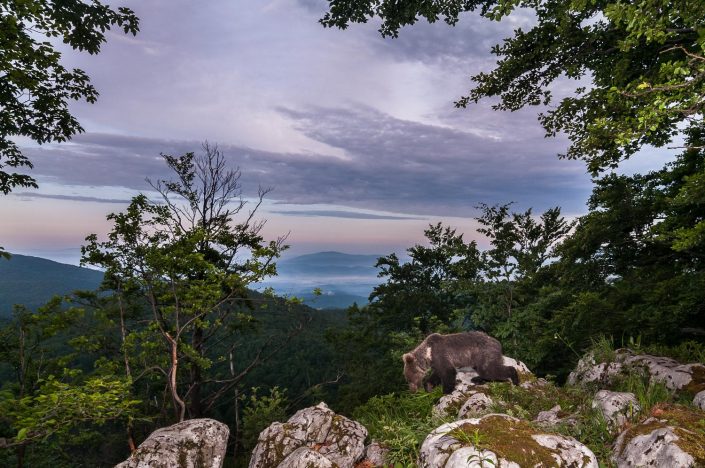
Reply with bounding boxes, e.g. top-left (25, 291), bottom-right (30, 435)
top-left (434, 386), bottom-right (494, 419)
top-left (116, 418), bottom-right (228, 468)
top-left (245, 351), bottom-right (705, 467)
top-left (419, 414), bottom-right (598, 468)
top-left (567, 354), bottom-right (623, 387)
top-left (612, 404), bottom-right (705, 468)
top-left (592, 390), bottom-right (640, 430)
top-left (568, 349), bottom-right (705, 393)
top-left (432, 356), bottom-right (531, 419)
top-left (249, 402), bottom-right (367, 468)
